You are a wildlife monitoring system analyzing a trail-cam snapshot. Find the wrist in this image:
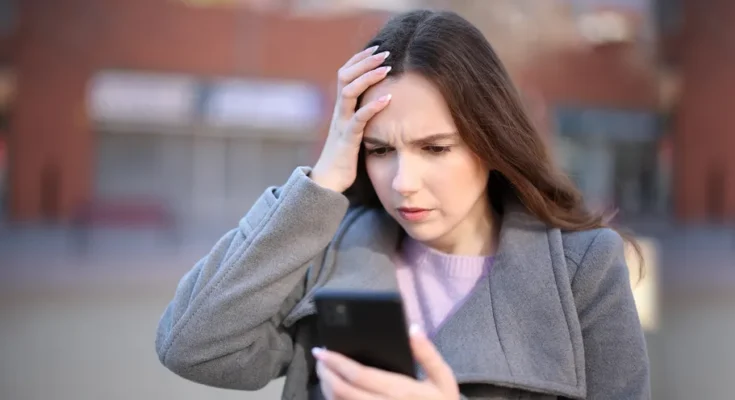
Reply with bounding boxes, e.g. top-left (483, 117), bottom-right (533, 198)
top-left (309, 170), bottom-right (343, 193)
